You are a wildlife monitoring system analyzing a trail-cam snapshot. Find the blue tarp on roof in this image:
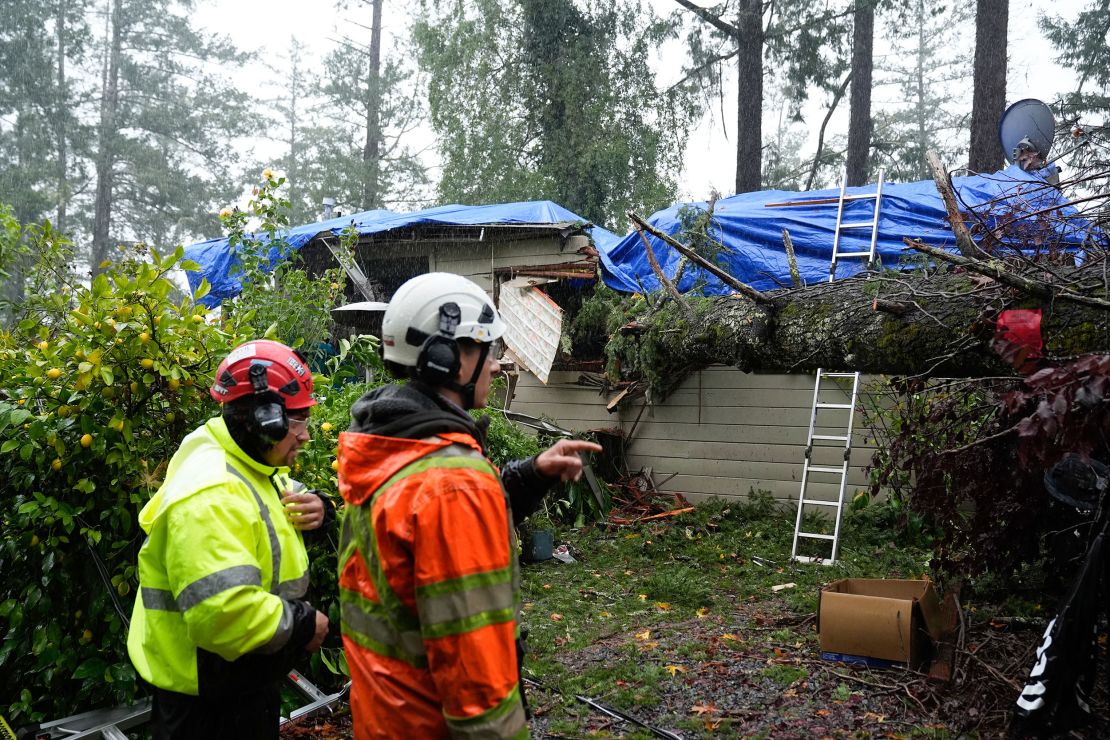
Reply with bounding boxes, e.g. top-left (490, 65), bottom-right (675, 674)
top-left (185, 200), bottom-right (621, 307)
top-left (598, 165), bottom-right (1094, 295)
